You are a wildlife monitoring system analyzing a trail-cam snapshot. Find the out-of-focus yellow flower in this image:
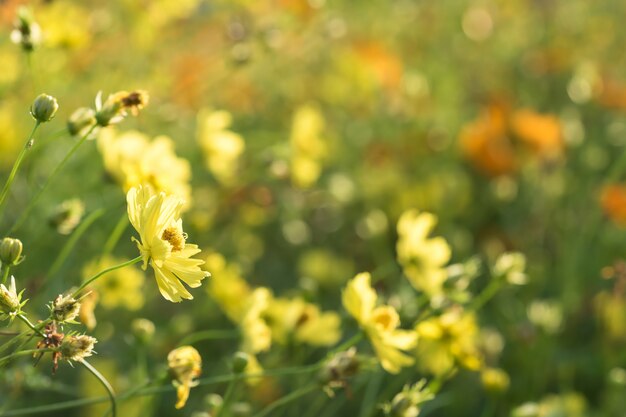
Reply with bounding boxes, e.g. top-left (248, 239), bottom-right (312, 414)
top-left (127, 186), bottom-right (209, 302)
top-left (415, 307), bottom-right (482, 375)
top-left (205, 252), bottom-right (251, 322)
top-left (37, 0), bottom-right (91, 48)
top-left (290, 105), bottom-right (327, 188)
top-left (241, 288), bottom-right (273, 354)
top-left (265, 297), bottom-right (341, 347)
top-left (83, 255), bottom-right (145, 311)
top-left (168, 346), bottom-right (202, 409)
top-left (78, 291), bottom-right (98, 330)
top-left (98, 129), bottom-right (192, 208)
top-left (396, 210), bottom-right (451, 296)
top-left (342, 272), bottom-right (417, 374)
top-left (197, 109), bottom-right (245, 186)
